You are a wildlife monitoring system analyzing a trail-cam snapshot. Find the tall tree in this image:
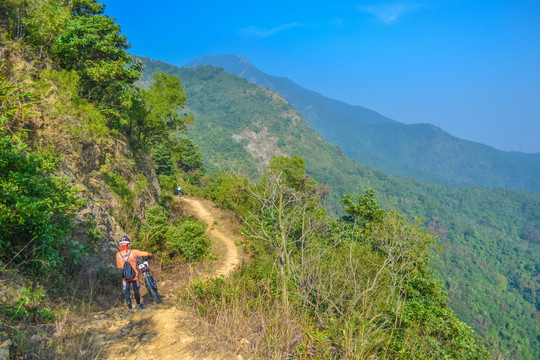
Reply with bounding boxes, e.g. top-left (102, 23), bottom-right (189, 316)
top-left (50, 3), bottom-right (141, 126)
top-left (243, 155), bottom-right (326, 307)
top-left (127, 72), bottom-right (192, 148)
